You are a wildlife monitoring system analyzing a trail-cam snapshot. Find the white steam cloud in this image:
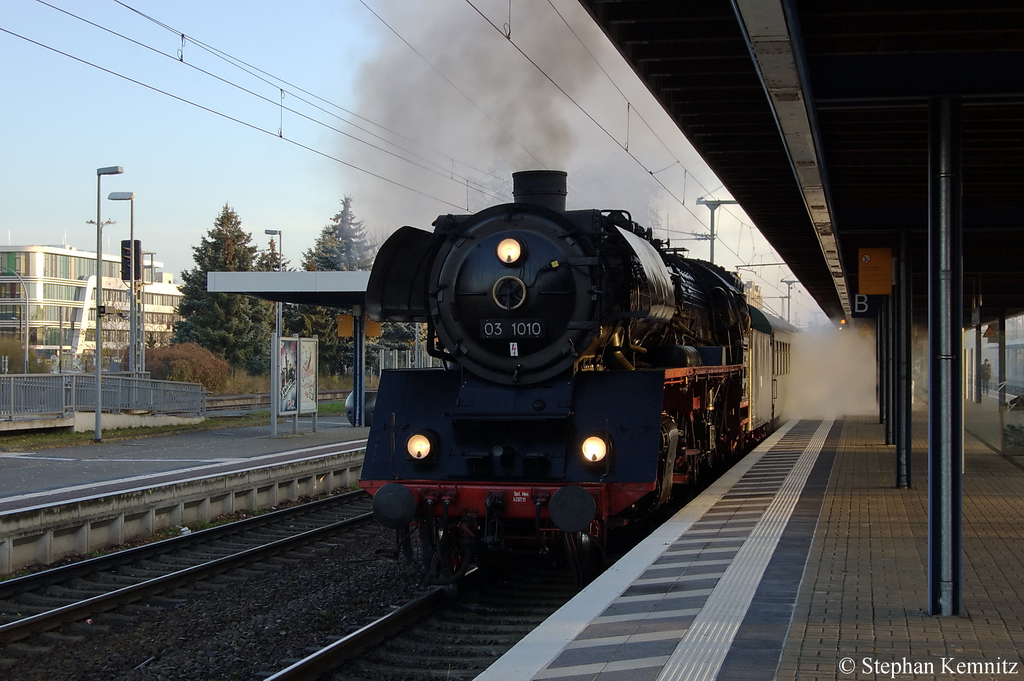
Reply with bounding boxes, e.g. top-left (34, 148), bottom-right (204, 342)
top-left (785, 328), bottom-right (878, 420)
